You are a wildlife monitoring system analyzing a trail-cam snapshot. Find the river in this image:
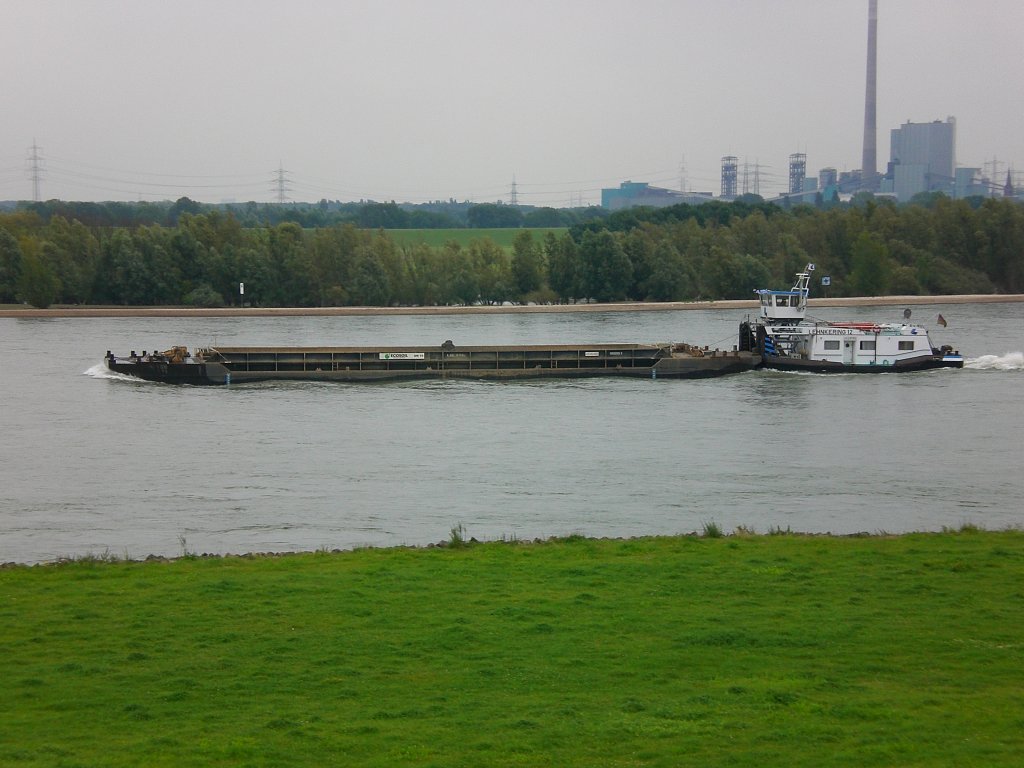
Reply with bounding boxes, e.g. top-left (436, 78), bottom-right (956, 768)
top-left (2, 301), bottom-right (1022, 564)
